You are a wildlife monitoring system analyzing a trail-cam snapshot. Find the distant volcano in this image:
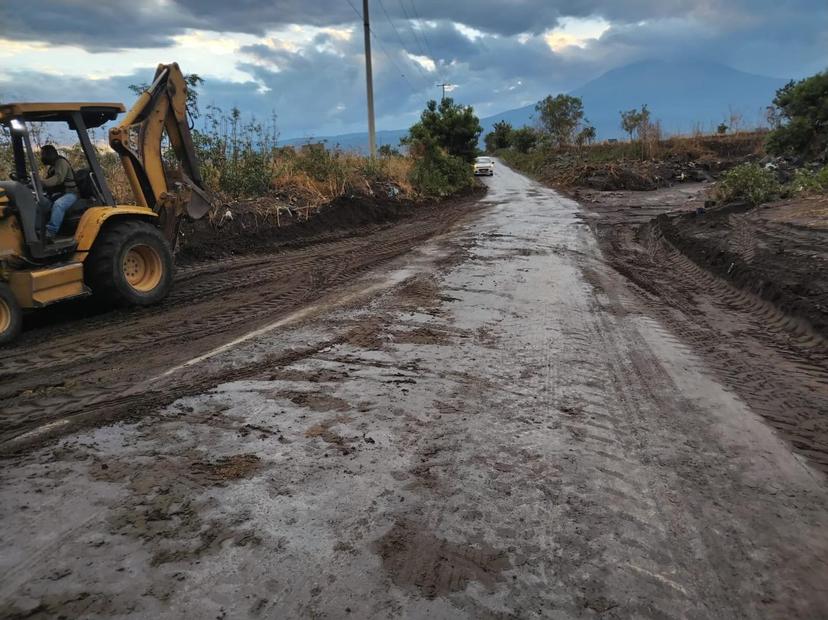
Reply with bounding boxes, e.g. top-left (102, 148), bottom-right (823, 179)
top-left (283, 59), bottom-right (789, 151)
